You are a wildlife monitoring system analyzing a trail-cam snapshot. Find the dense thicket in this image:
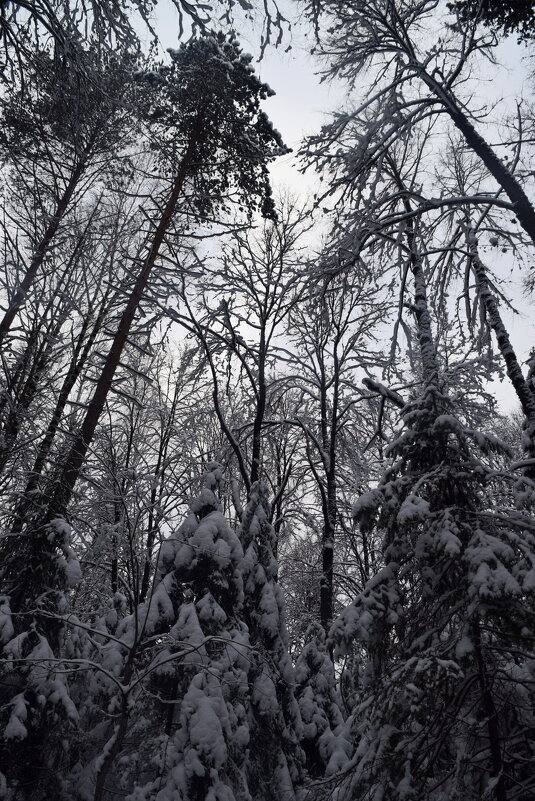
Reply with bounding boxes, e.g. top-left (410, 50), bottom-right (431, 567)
top-left (0, 1), bottom-right (534, 800)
